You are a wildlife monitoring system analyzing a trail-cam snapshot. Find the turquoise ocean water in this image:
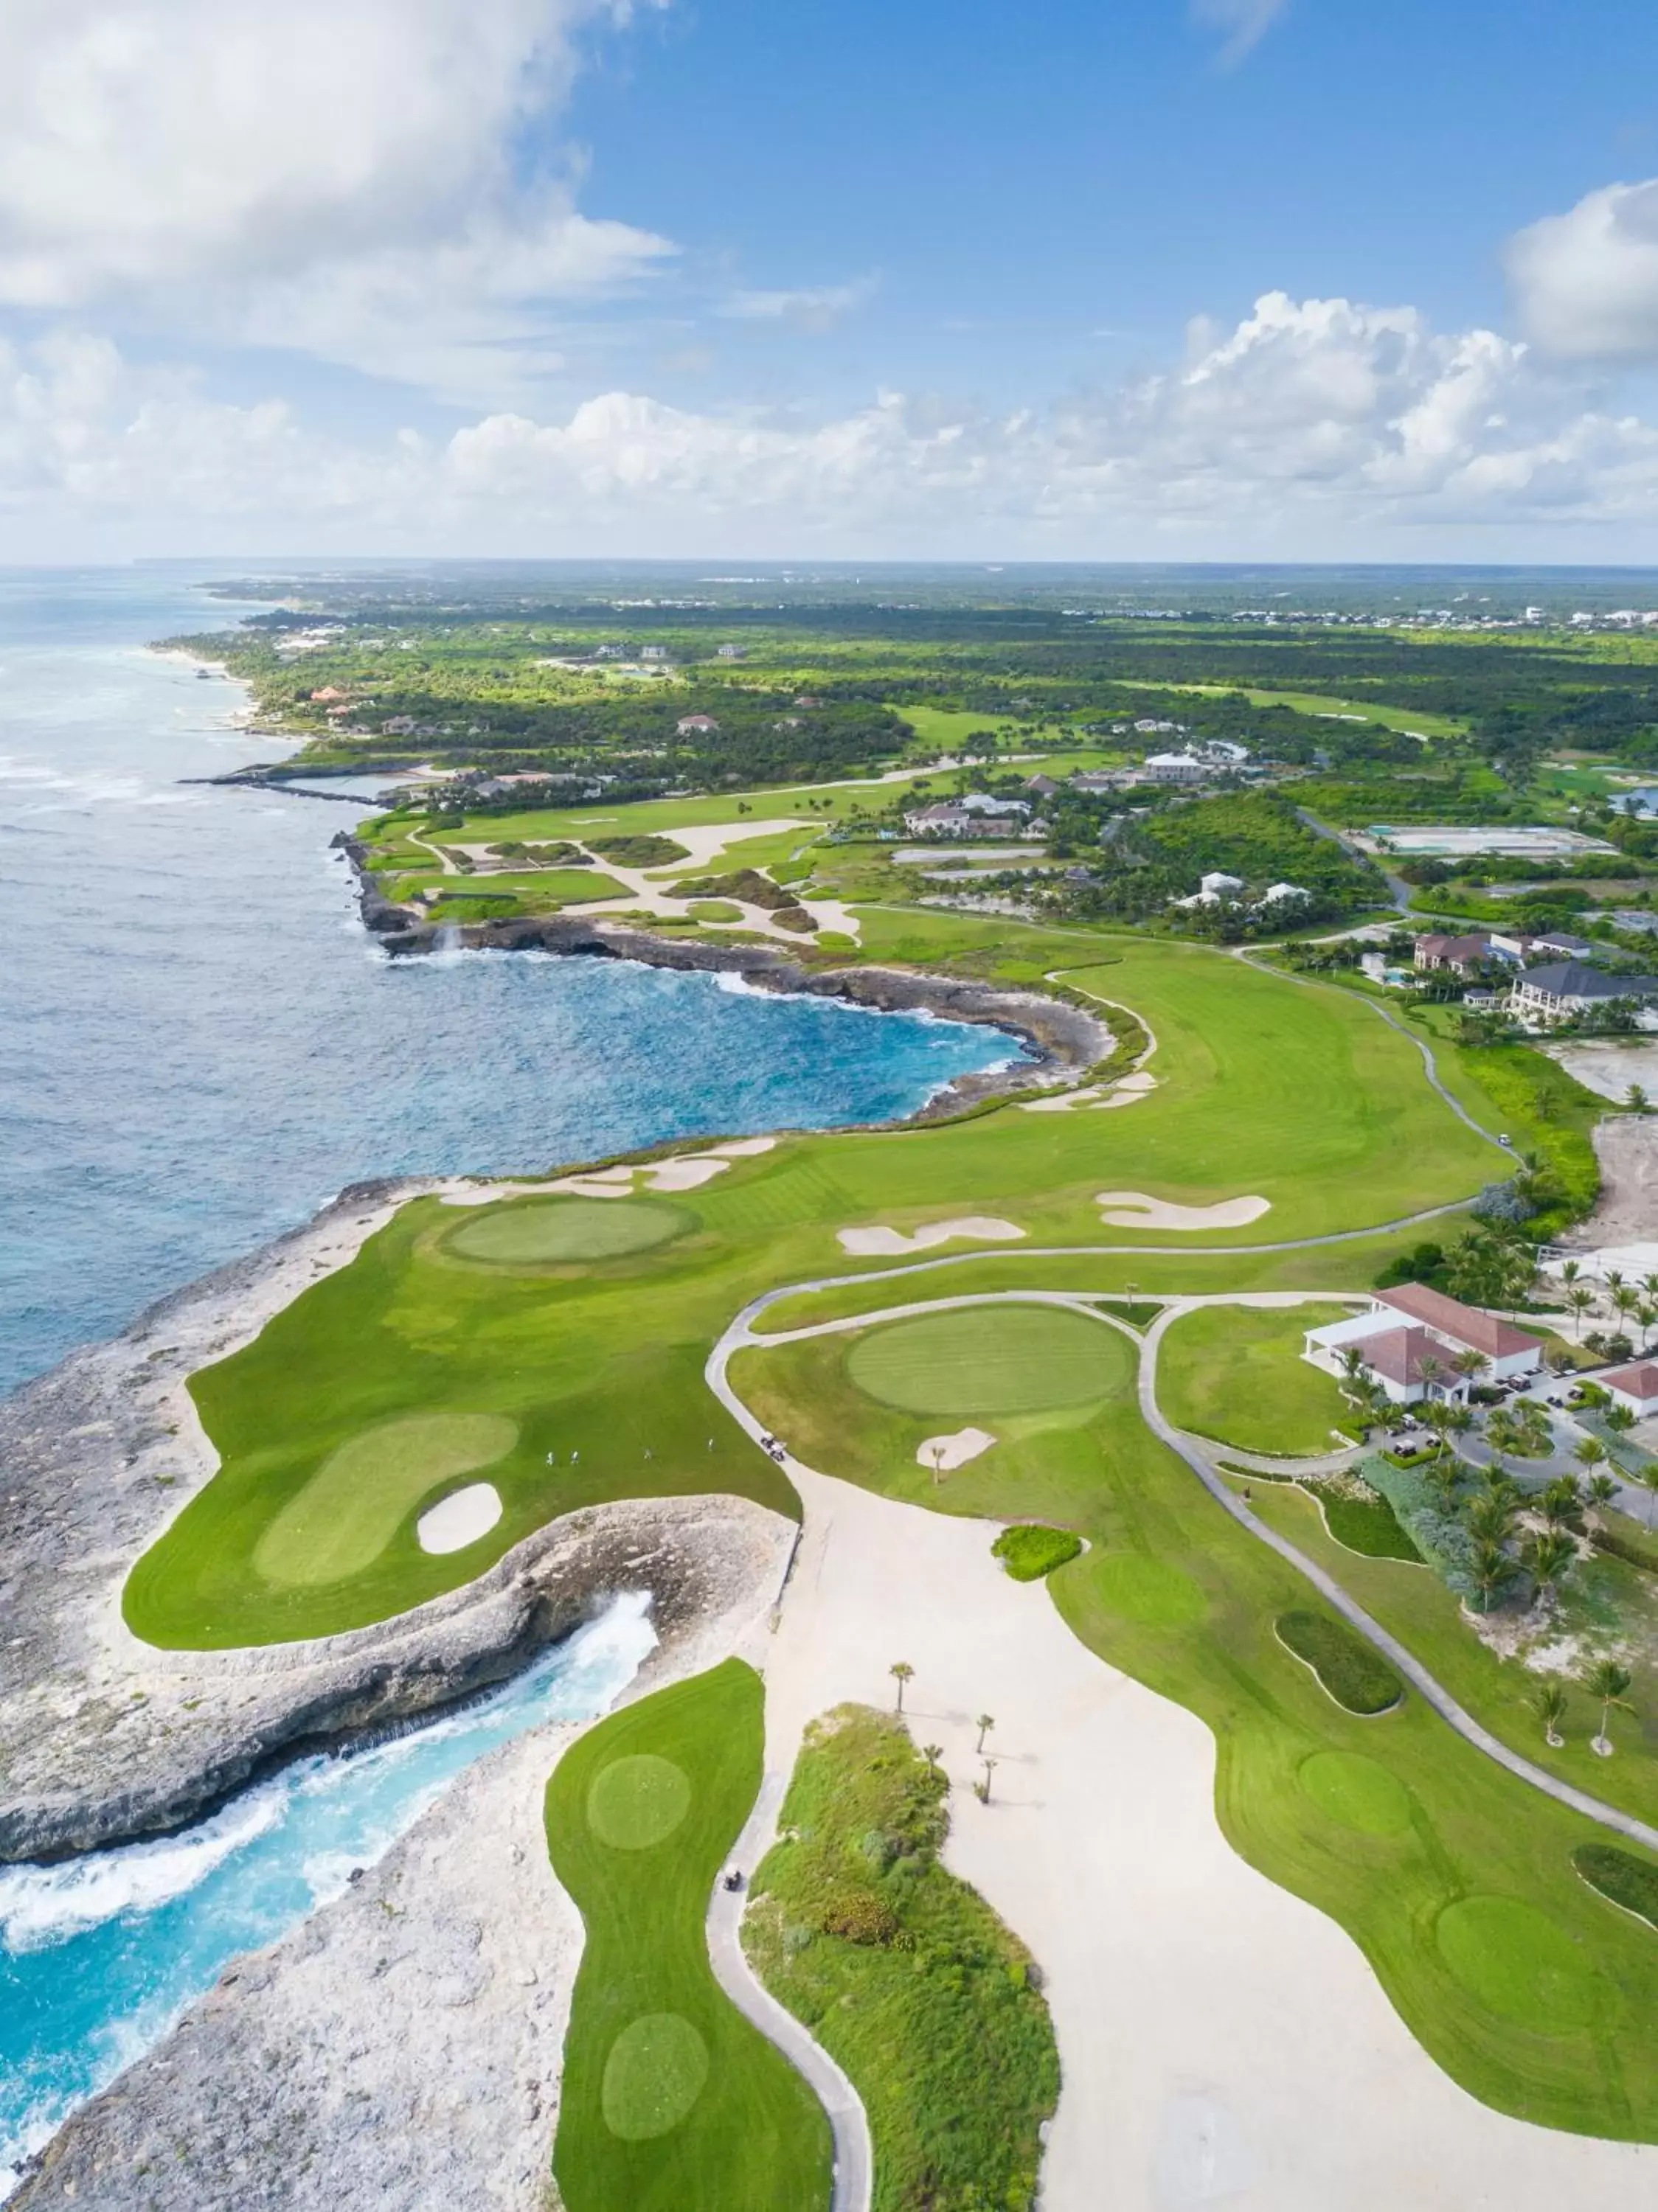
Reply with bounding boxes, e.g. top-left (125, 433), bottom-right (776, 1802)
top-left (0, 568), bottom-right (1009, 1399)
top-left (0, 567), bottom-right (1010, 2186)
